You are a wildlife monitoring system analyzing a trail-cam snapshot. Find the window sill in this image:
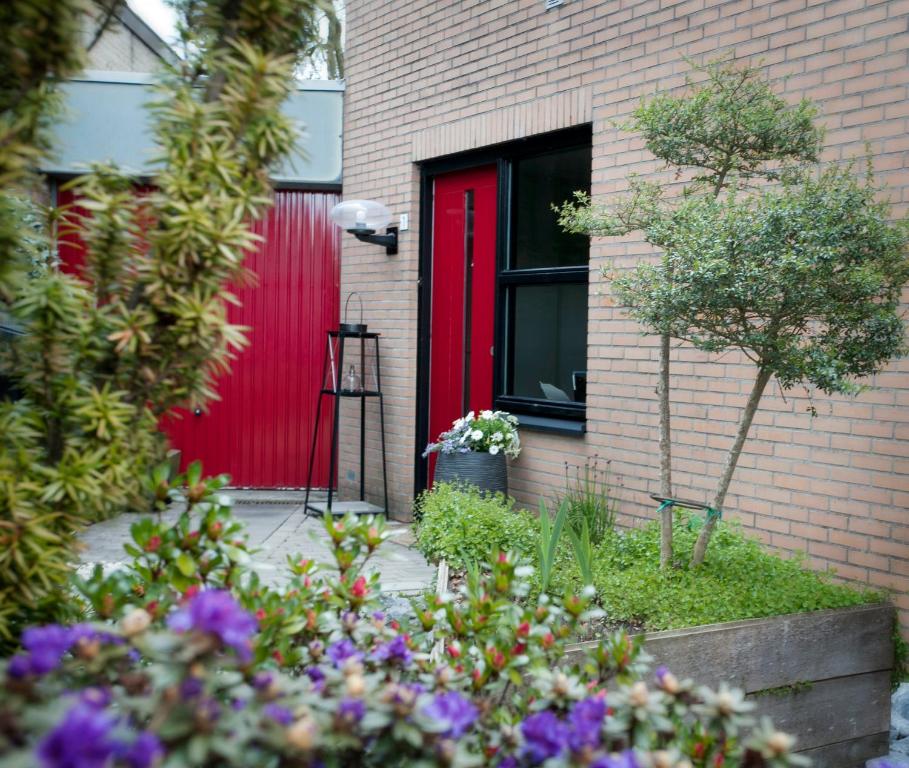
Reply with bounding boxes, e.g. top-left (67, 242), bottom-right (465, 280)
top-left (516, 414), bottom-right (586, 437)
